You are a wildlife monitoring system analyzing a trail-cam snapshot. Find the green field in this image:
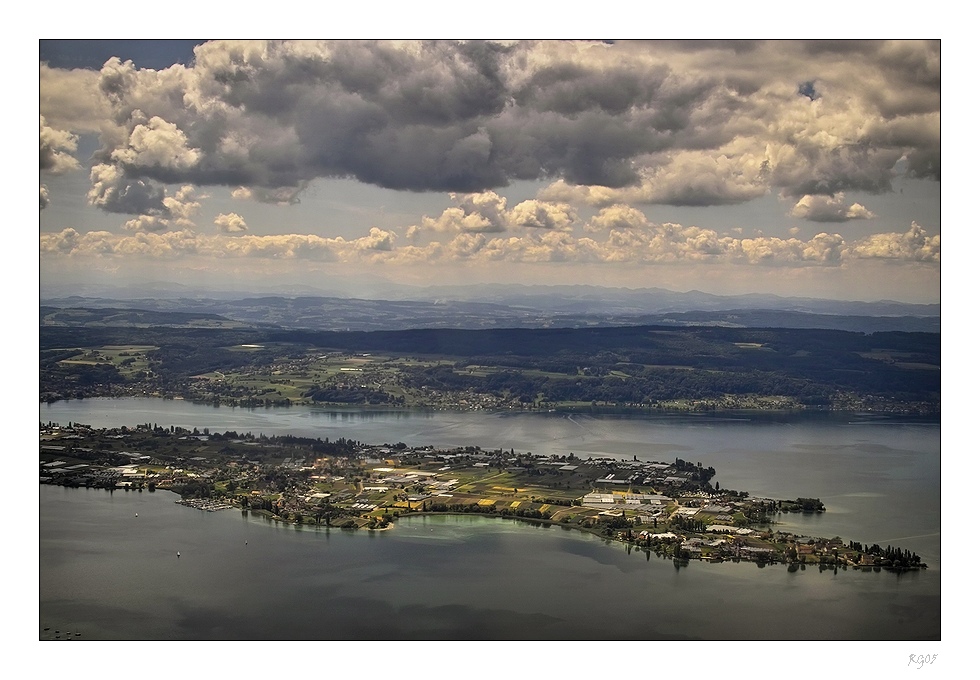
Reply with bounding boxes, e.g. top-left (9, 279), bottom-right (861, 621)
top-left (40, 321), bottom-right (940, 414)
